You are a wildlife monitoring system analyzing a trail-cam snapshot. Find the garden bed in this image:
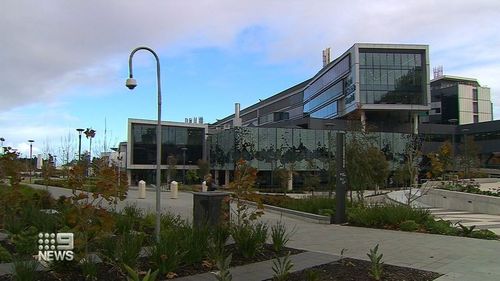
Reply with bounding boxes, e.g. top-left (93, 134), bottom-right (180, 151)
top-left (273, 258), bottom-right (441, 281)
